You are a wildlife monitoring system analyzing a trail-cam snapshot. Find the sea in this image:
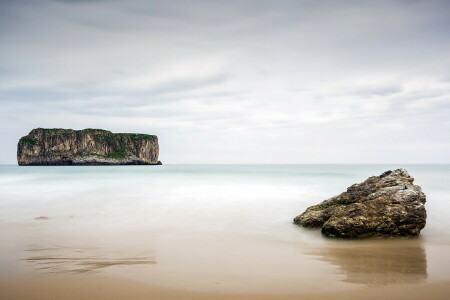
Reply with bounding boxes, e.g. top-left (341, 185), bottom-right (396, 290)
top-left (0, 164), bottom-right (449, 293)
